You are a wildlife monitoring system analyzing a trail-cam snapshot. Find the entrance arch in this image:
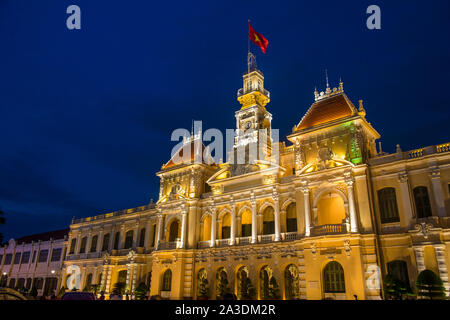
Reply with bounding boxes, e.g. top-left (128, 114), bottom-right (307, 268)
top-left (315, 191), bottom-right (346, 225)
